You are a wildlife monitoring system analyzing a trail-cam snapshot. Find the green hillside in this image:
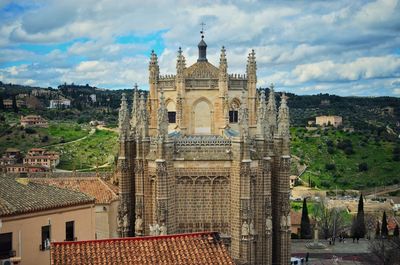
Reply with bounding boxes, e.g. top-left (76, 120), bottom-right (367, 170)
top-left (48, 129), bottom-right (118, 171)
top-left (291, 127), bottom-right (400, 190)
top-left (0, 120), bottom-right (89, 154)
